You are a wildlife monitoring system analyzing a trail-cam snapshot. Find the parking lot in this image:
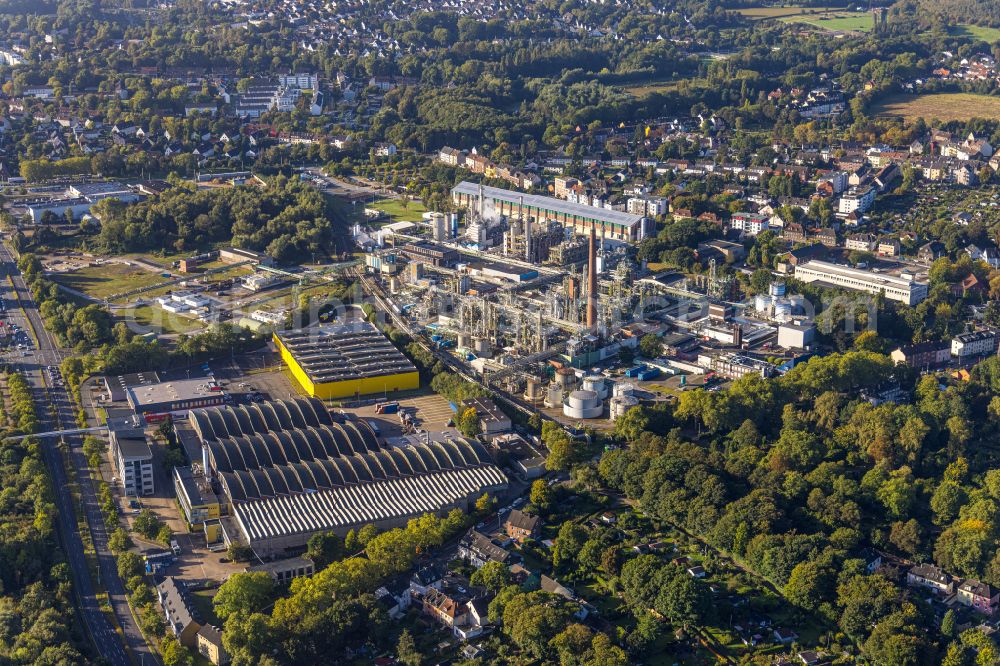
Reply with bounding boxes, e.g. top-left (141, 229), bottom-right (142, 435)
top-left (352, 391), bottom-right (458, 438)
